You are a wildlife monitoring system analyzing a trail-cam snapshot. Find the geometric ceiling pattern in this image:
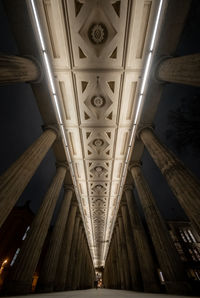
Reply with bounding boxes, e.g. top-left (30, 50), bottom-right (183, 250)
top-left (37, 0), bottom-right (158, 266)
